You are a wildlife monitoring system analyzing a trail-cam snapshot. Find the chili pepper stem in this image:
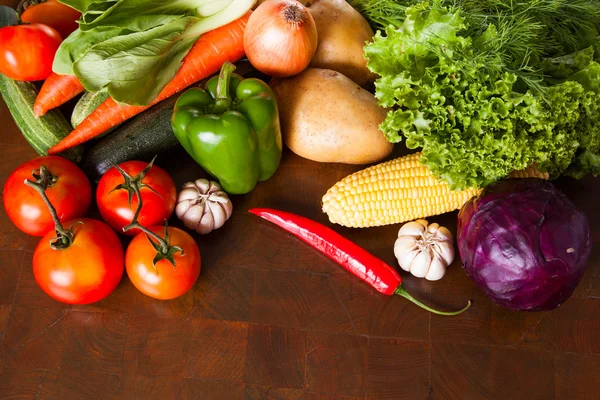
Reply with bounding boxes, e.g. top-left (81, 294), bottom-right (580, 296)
top-left (394, 286), bottom-right (471, 316)
top-left (24, 165), bottom-right (75, 250)
top-left (212, 61), bottom-right (236, 114)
